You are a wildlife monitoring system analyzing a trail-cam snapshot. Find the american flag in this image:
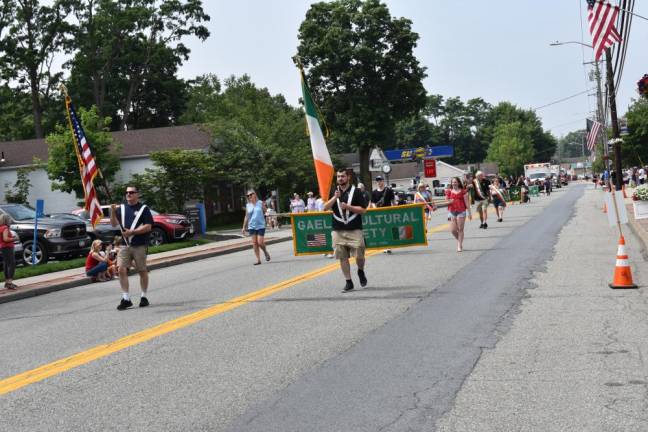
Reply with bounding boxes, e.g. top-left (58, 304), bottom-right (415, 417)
top-left (306, 233), bottom-right (327, 247)
top-left (586, 119), bottom-right (602, 152)
top-left (587, 0), bottom-right (622, 61)
top-left (65, 97), bottom-right (103, 227)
